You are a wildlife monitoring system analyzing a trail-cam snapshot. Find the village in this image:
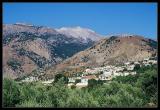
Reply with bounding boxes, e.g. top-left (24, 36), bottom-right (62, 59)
top-left (20, 57), bottom-right (157, 88)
